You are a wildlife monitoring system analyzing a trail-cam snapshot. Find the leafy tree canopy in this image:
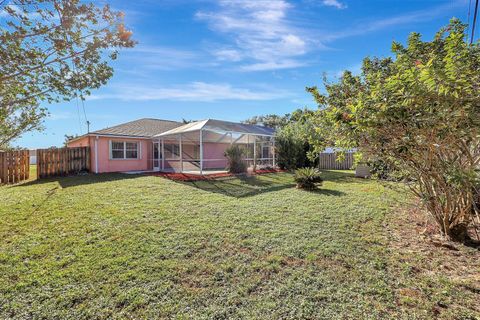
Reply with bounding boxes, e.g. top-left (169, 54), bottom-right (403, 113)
top-left (243, 114), bottom-right (289, 129)
top-left (308, 19), bottom-right (480, 242)
top-left (245, 109), bottom-right (319, 170)
top-left (0, 0), bottom-right (136, 147)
